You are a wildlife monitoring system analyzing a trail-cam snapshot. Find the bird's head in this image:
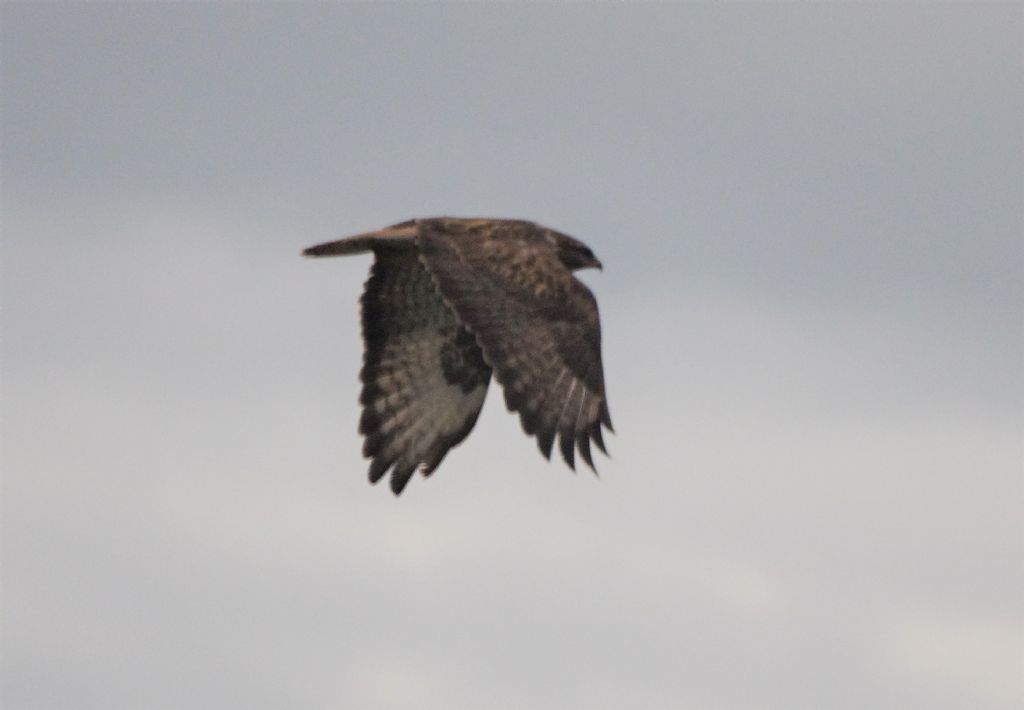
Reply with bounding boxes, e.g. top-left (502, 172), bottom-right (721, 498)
top-left (548, 230), bottom-right (603, 272)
